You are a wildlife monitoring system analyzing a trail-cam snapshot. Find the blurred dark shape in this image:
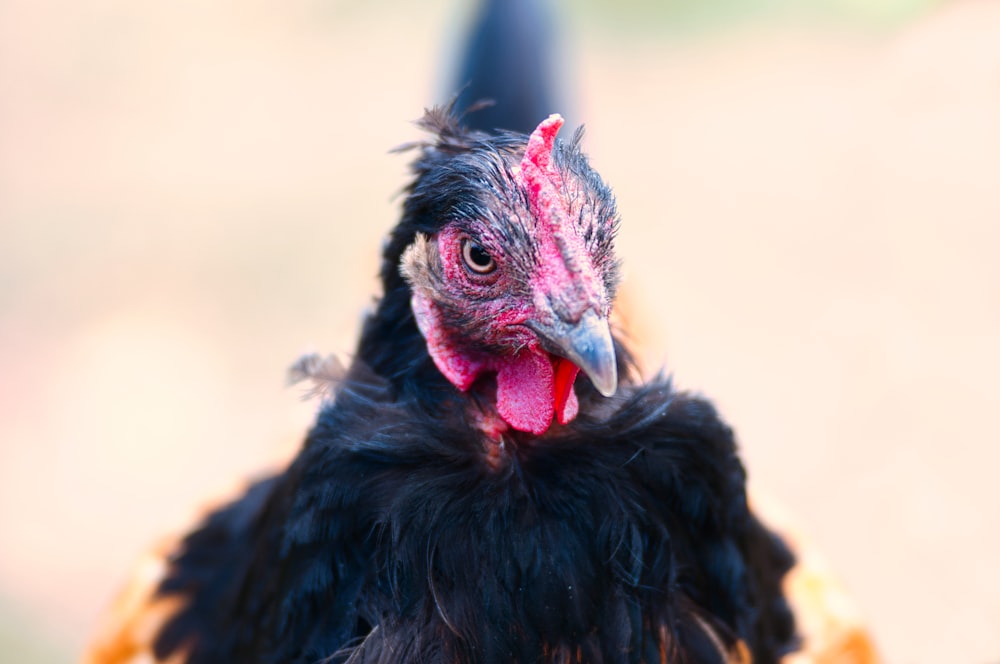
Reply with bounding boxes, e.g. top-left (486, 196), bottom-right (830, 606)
top-left (454, 0), bottom-right (561, 134)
